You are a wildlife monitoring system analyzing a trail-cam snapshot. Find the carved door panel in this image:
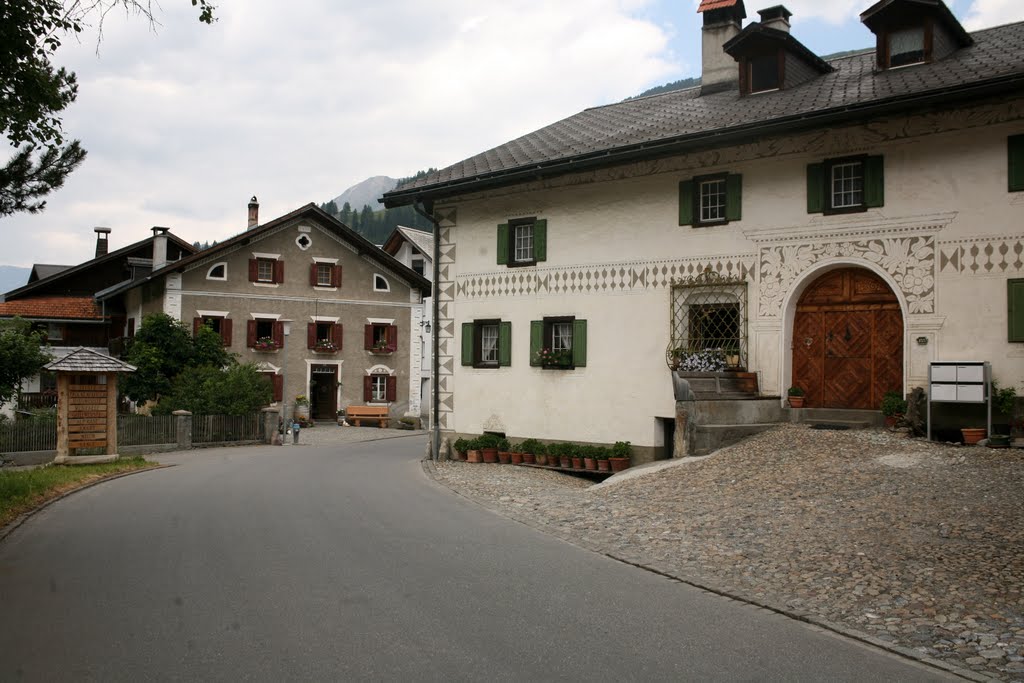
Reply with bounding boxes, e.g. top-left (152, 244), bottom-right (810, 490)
top-left (792, 311), bottom-right (824, 406)
top-left (792, 268), bottom-right (903, 410)
top-left (823, 310), bottom-right (872, 409)
top-left (873, 309), bottom-right (904, 408)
